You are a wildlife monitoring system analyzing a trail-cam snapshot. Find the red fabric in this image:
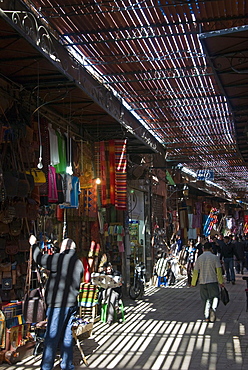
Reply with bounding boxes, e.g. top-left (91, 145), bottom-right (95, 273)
top-left (109, 140), bottom-right (115, 205)
top-left (115, 139), bottom-right (127, 210)
top-left (100, 141), bottom-right (107, 206)
top-left (82, 257), bottom-right (91, 283)
top-left (48, 165), bottom-right (58, 203)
